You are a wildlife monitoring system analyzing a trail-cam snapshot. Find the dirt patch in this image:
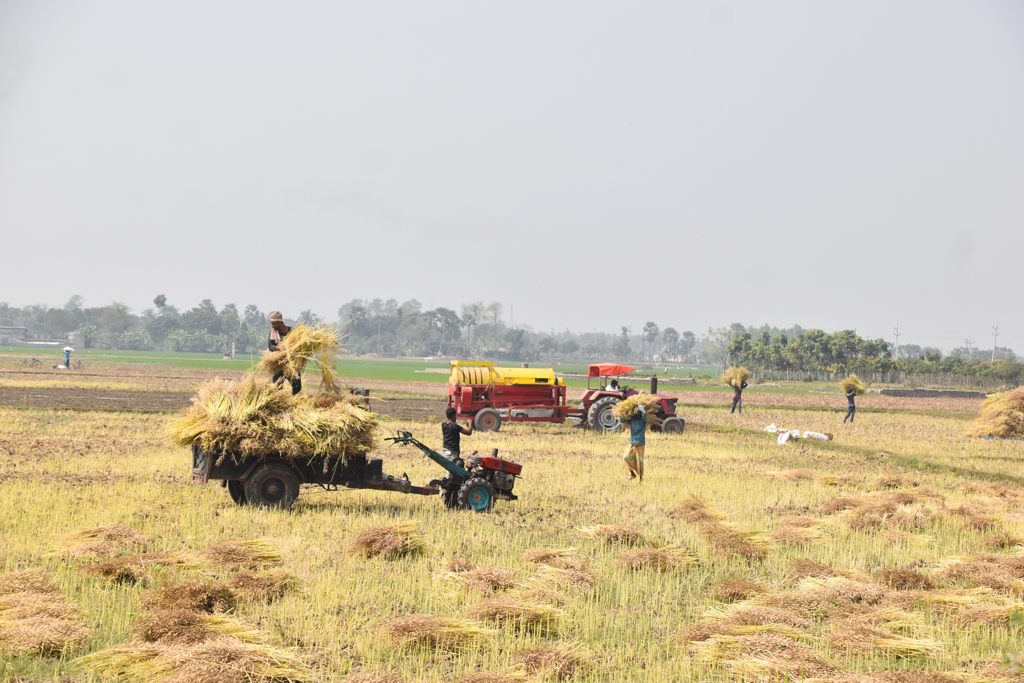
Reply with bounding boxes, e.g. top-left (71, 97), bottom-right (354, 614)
top-left (0, 387), bottom-right (194, 412)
